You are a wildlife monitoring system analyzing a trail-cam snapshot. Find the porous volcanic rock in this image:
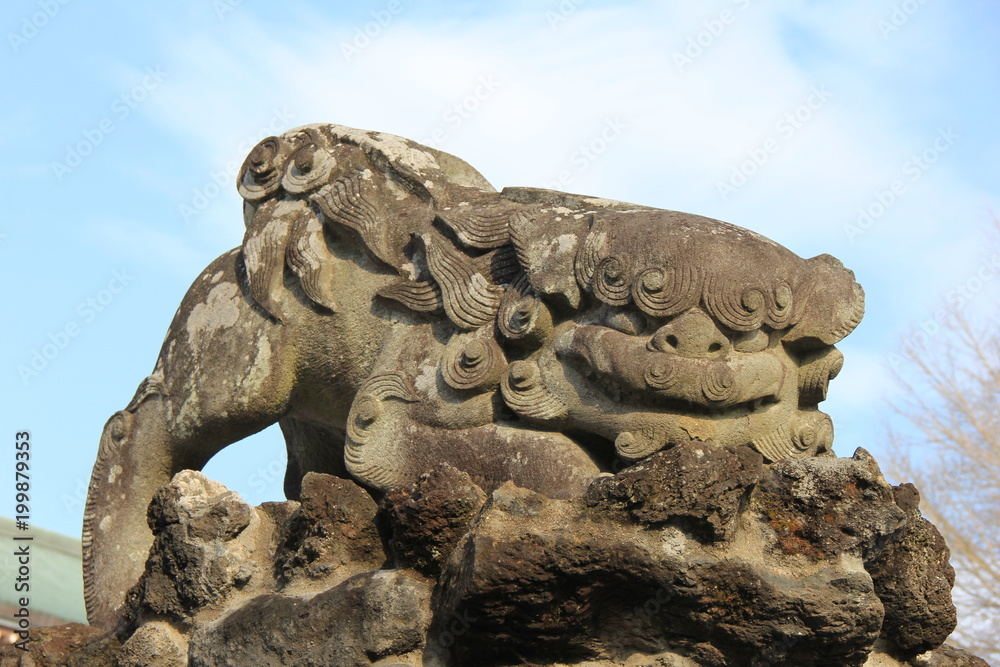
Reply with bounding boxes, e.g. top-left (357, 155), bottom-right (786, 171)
top-left (380, 463), bottom-right (488, 575)
top-left (38, 445), bottom-right (987, 666)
